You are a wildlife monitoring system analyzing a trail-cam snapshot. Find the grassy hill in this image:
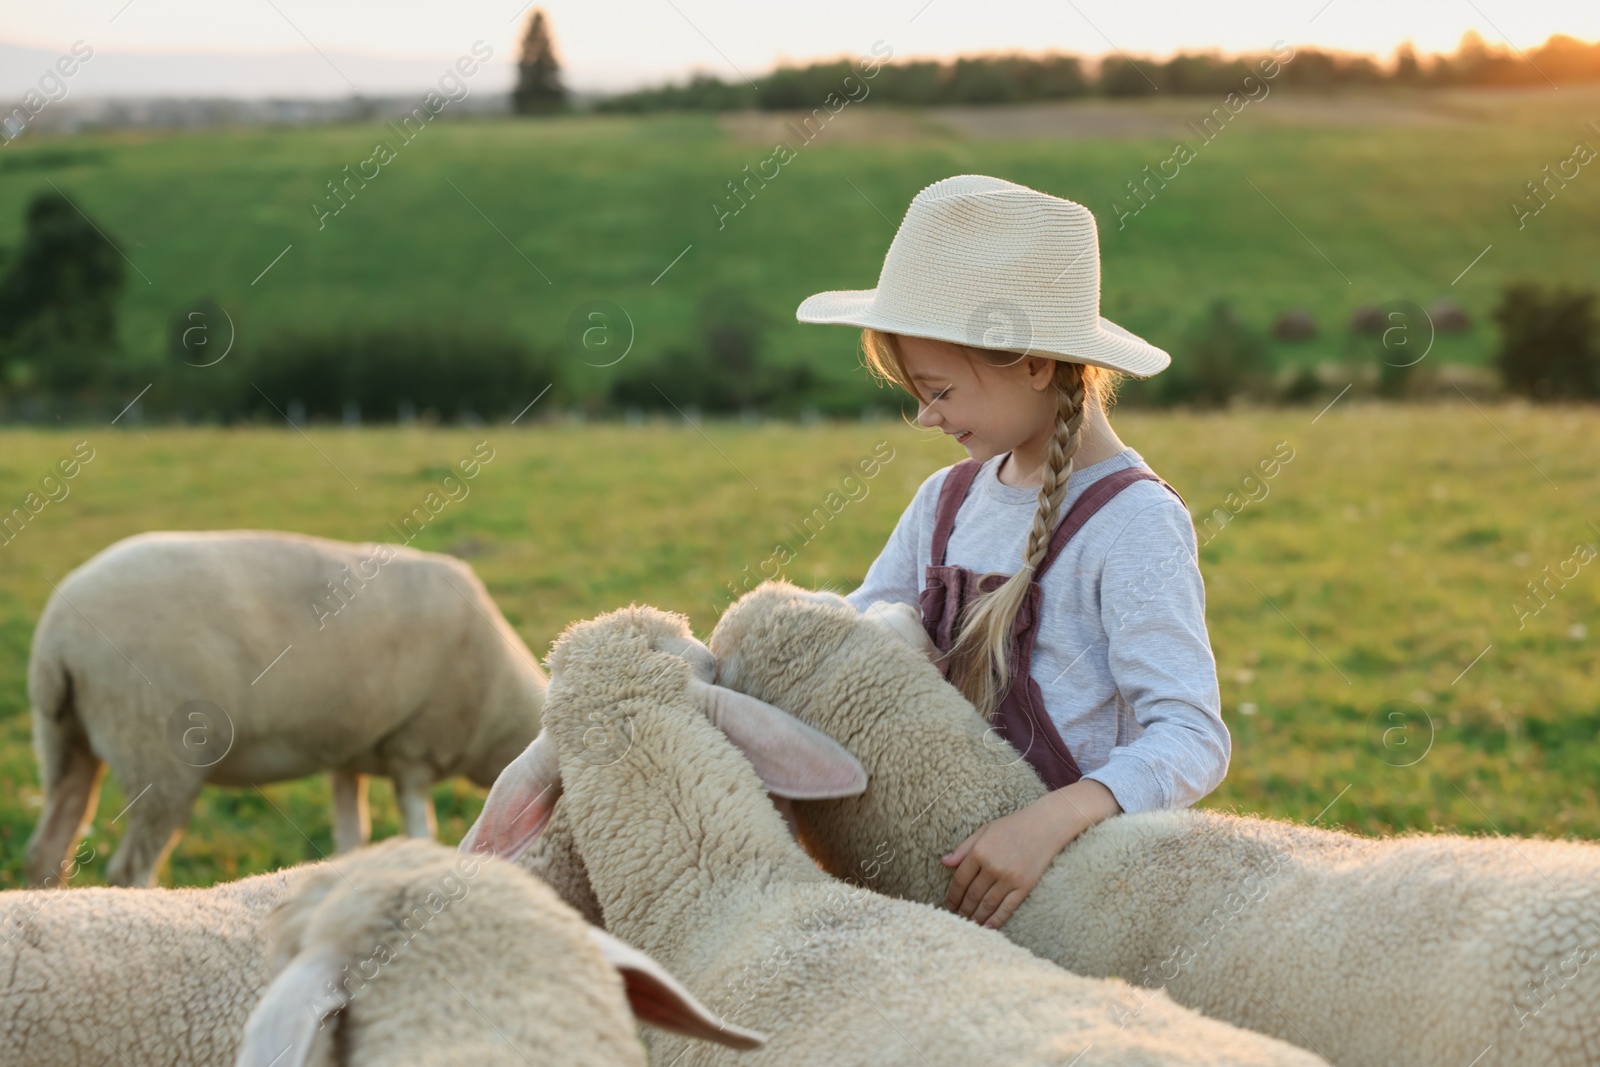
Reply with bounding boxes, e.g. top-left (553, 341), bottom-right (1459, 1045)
top-left (1, 86), bottom-right (1598, 410)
